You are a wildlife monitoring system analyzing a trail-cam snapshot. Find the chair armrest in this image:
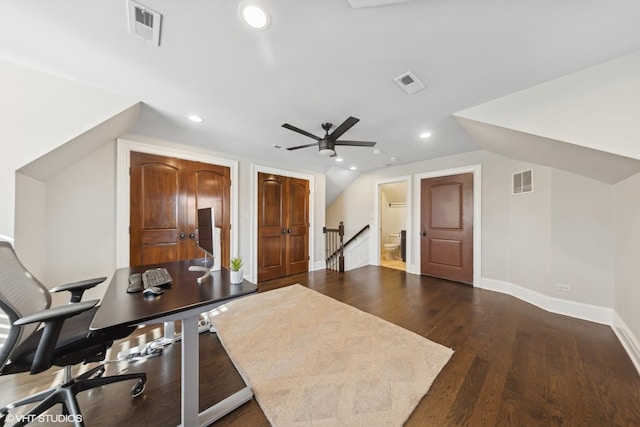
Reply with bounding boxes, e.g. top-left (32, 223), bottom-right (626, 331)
top-left (14, 300), bottom-right (99, 374)
top-left (14, 300), bottom-right (99, 326)
top-left (50, 277), bottom-right (107, 303)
